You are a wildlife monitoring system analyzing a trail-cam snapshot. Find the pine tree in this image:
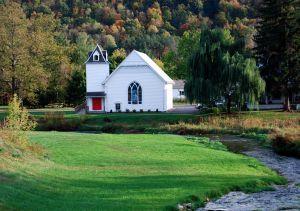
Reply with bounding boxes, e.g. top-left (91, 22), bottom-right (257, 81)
top-left (255, 0), bottom-right (300, 110)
